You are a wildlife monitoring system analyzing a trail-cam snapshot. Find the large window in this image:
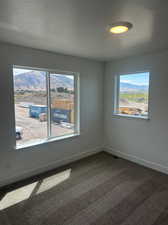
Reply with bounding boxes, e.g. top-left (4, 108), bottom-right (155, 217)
top-left (13, 66), bottom-right (79, 148)
top-left (114, 72), bottom-right (150, 118)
